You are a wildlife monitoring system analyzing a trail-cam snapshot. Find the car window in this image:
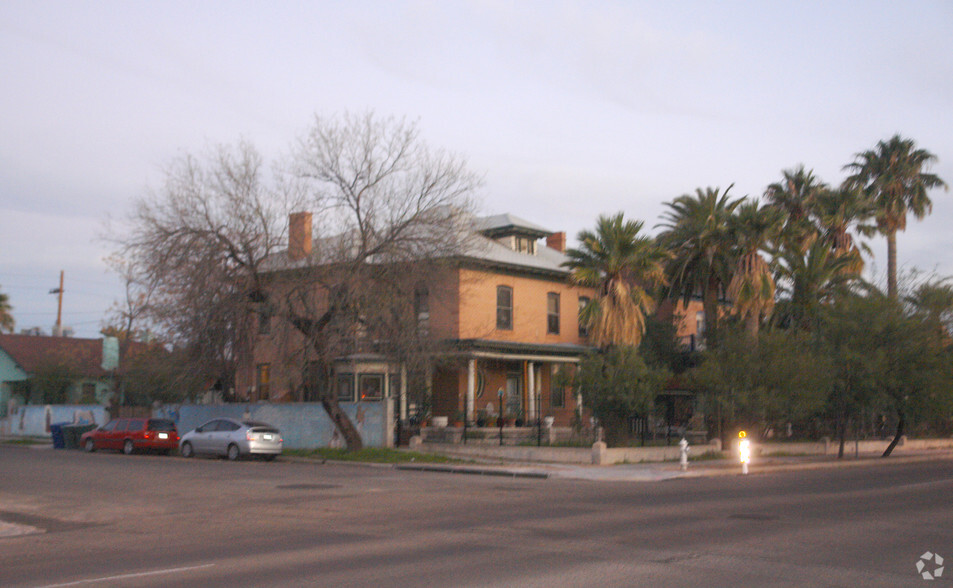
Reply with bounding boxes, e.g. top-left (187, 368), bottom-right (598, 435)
top-left (115, 419), bottom-right (129, 432)
top-left (127, 419), bottom-right (145, 432)
top-left (100, 420), bottom-right (118, 432)
top-left (249, 426), bottom-right (280, 434)
top-left (223, 421), bottom-right (241, 432)
top-left (147, 419), bottom-right (176, 432)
